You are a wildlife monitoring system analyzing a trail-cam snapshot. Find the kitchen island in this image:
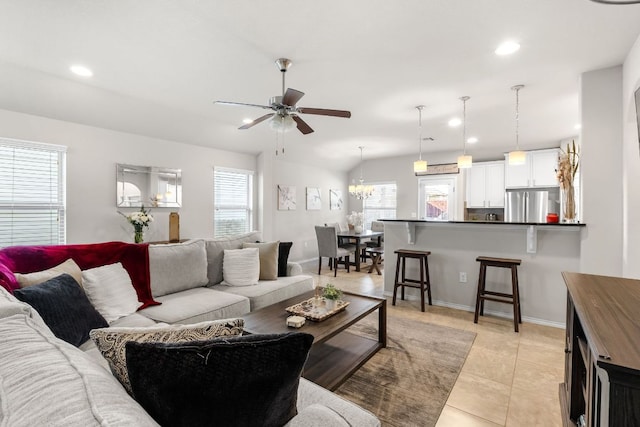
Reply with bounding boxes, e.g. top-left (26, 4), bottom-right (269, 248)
top-left (381, 219), bottom-right (585, 326)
